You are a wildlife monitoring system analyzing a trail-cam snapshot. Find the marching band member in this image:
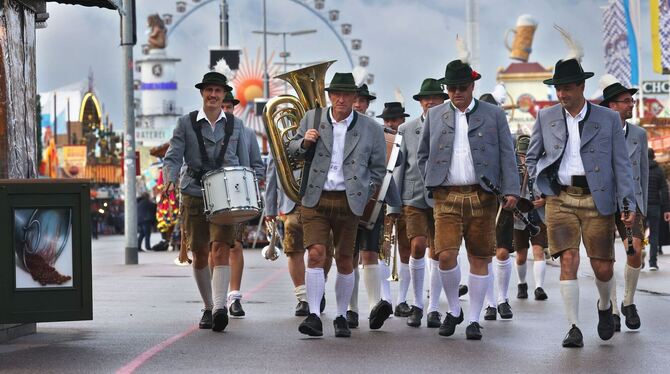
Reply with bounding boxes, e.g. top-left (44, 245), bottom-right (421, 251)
top-left (350, 101), bottom-right (405, 330)
top-left (265, 157), bottom-right (332, 316)
top-left (417, 60), bottom-right (520, 340)
top-left (164, 72), bottom-right (255, 332)
top-left (220, 92), bottom-right (265, 317)
top-left (600, 79), bottom-right (647, 331)
top-left (346, 83), bottom-right (376, 328)
top-left (391, 79), bottom-right (449, 328)
top-left (289, 73), bottom-right (386, 337)
top-left (512, 135), bottom-right (549, 303)
top-left (526, 59), bottom-right (636, 347)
